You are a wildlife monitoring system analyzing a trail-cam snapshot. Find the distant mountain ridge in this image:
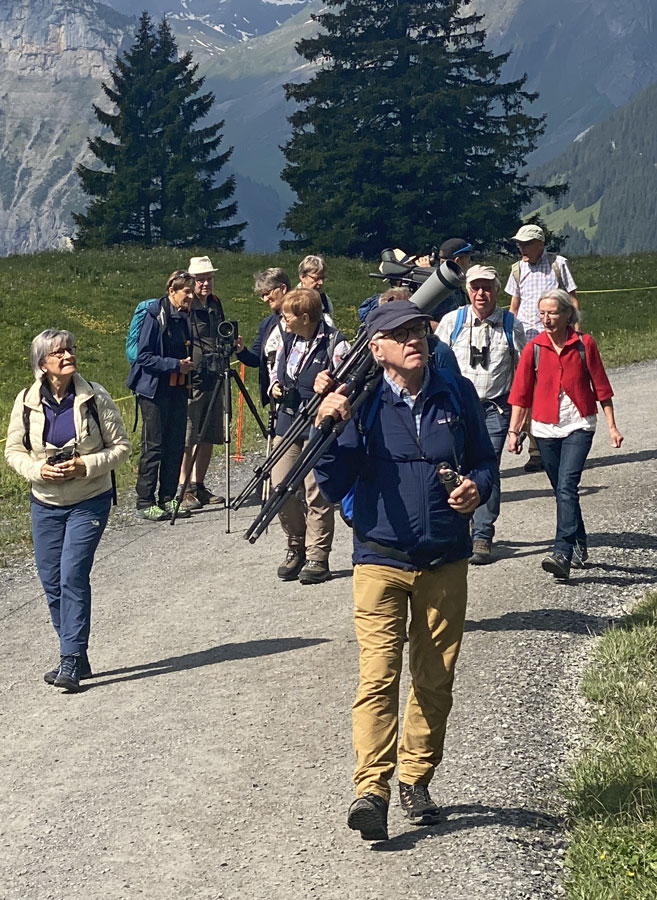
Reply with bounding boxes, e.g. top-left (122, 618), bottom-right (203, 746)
top-left (529, 79), bottom-right (657, 255)
top-left (1, 0), bottom-right (657, 255)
